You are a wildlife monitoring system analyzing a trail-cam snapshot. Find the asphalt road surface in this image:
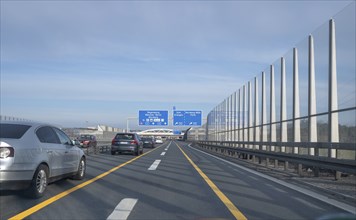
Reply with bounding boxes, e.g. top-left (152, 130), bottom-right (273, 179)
top-left (1, 141), bottom-right (354, 220)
